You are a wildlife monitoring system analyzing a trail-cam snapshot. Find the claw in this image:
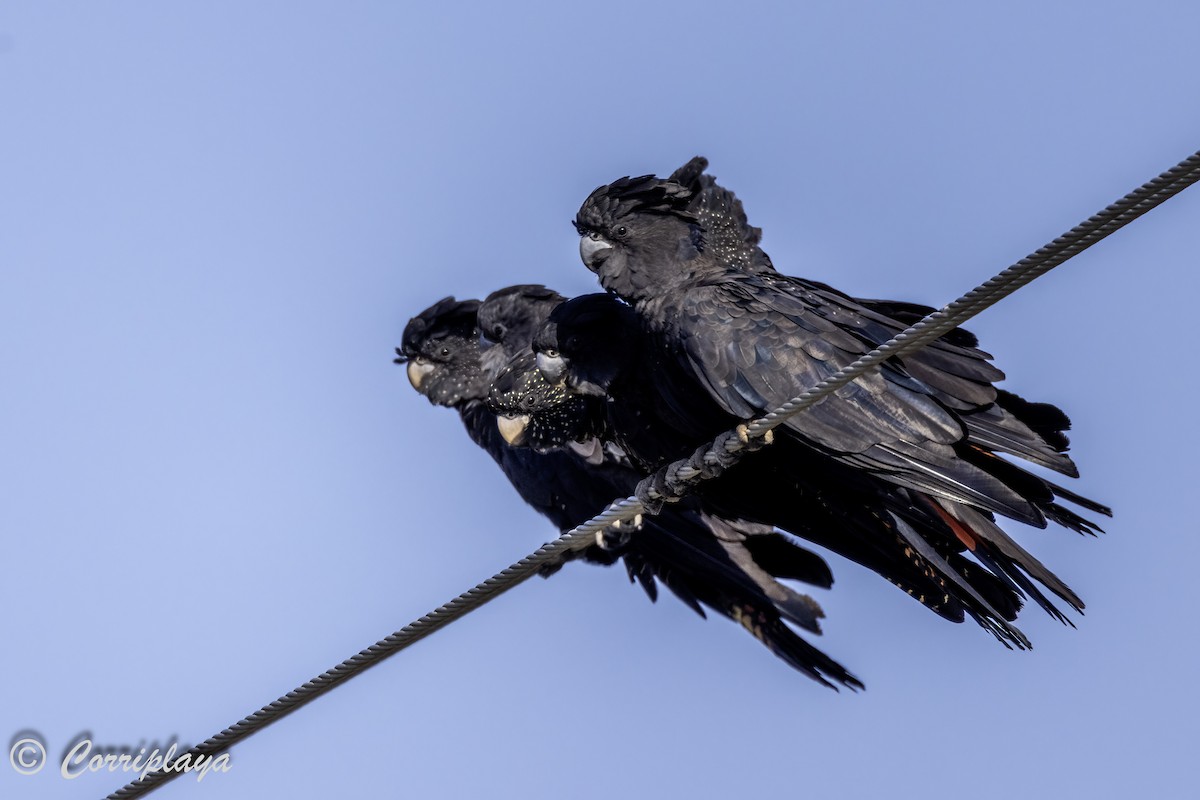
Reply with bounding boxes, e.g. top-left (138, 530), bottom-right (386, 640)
top-left (596, 516), bottom-right (638, 550)
top-left (735, 423), bottom-right (774, 446)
